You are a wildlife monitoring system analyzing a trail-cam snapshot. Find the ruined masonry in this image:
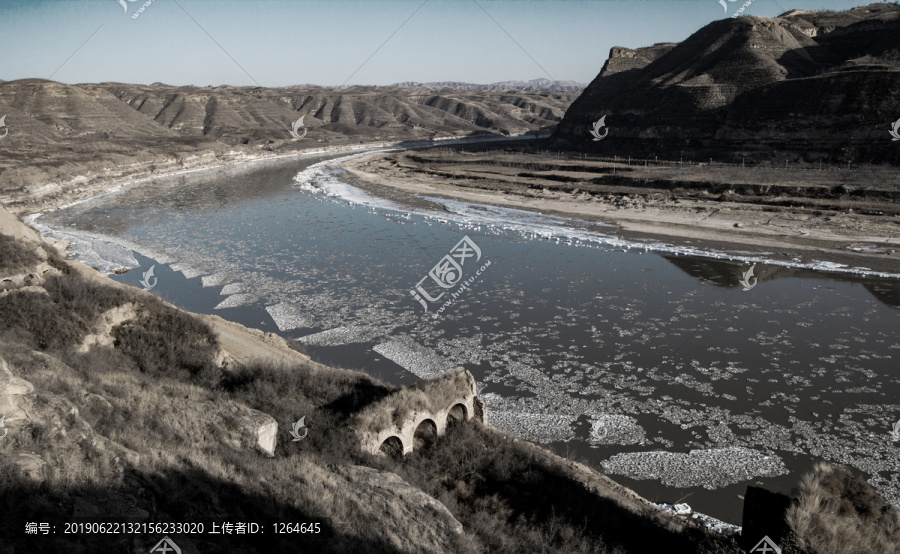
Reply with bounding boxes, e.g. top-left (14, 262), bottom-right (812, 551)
top-left (359, 368), bottom-right (485, 456)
